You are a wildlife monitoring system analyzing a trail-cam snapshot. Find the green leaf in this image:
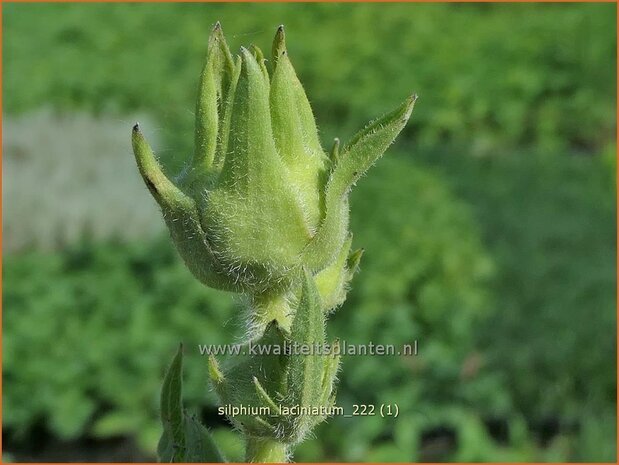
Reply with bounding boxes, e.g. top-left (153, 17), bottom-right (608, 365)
top-left (157, 344), bottom-right (226, 463)
top-left (302, 94), bottom-right (416, 271)
top-left (160, 345), bottom-right (183, 443)
top-left (250, 44), bottom-right (269, 80)
top-left (320, 339), bottom-right (340, 406)
top-left (207, 320), bottom-right (290, 439)
top-left (271, 25), bottom-right (286, 69)
top-left (182, 414), bottom-right (226, 462)
top-left (329, 137), bottom-right (341, 165)
top-left (189, 22), bottom-right (234, 182)
top-left (210, 55), bottom-right (241, 176)
top-left (315, 234), bottom-right (353, 312)
top-left (205, 47), bottom-right (311, 280)
top-left (217, 46), bottom-right (279, 190)
top-left (131, 123), bottom-right (243, 293)
top-left (270, 35), bottom-right (327, 229)
top-left (131, 124), bottom-right (195, 213)
top-left (286, 269), bottom-right (327, 438)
